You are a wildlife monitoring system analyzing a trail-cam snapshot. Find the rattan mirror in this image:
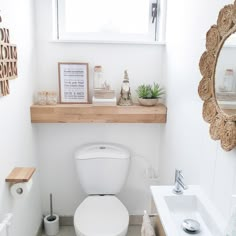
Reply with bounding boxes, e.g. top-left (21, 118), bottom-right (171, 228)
top-left (198, 2), bottom-right (236, 151)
